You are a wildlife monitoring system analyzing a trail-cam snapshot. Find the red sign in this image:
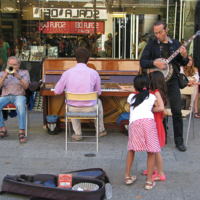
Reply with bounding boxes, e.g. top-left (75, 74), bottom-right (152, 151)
top-left (58, 174), bottom-right (72, 188)
top-left (38, 21), bottom-right (104, 34)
